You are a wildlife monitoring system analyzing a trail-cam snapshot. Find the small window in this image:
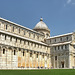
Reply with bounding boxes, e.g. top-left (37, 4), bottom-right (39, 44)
top-left (73, 46), bottom-right (75, 49)
top-left (23, 51), bottom-right (24, 56)
top-left (34, 34), bottom-right (35, 38)
top-left (28, 42), bottom-right (29, 45)
top-left (35, 44), bottom-right (36, 47)
top-left (14, 50), bottom-right (16, 55)
top-left (20, 40), bottom-right (21, 44)
top-left (31, 42), bottom-right (33, 46)
top-left (55, 46), bottom-right (56, 50)
top-left (37, 54), bottom-right (38, 58)
top-left (24, 31), bottom-right (25, 35)
top-left (19, 28), bottom-right (20, 33)
top-left (38, 44), bottom-right (39, 48)
top-left (61, 45), bottom-right (63, 49)
top-left (41, 45), bottom-right (42, 48)
top-left (42, 55), bottom-right (44, 58)
top-left (55, 39), bottom-right (56, 42)
top-left (60, 38), bottom-right (62, 41)
top-left (6, 25), bottom-right (7, 30)
top-left (50, 40), bottom-right (51, 43)
top-left (30, 53), bottom-right (32, 57)
top-left (67, 36), bottom-right (68, 40)
top-left (55, 56), bottom-right (57, 60)
top-left (16, 38), bottom-right (17, 42)
top-left (34, 52), bottom-right (36, 54)
top-left (29, 32), bottom-right (31, 37)
top-left (65, 45), bottom-right (67, 49)
top-left (5, 35), bottom-right (6, 40)
top-left (13, 26), bottom-right (14, 32)
top-left (3, 49), bottom-right (5, 54)
top-left (58, 46), bottom-right (60, 50)
top-left (37, 36), bottom-right (39, 39)
top-left (10, 37), bottom-right (12, 41)
top-left (24, 41), bottom-right (26, 45)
